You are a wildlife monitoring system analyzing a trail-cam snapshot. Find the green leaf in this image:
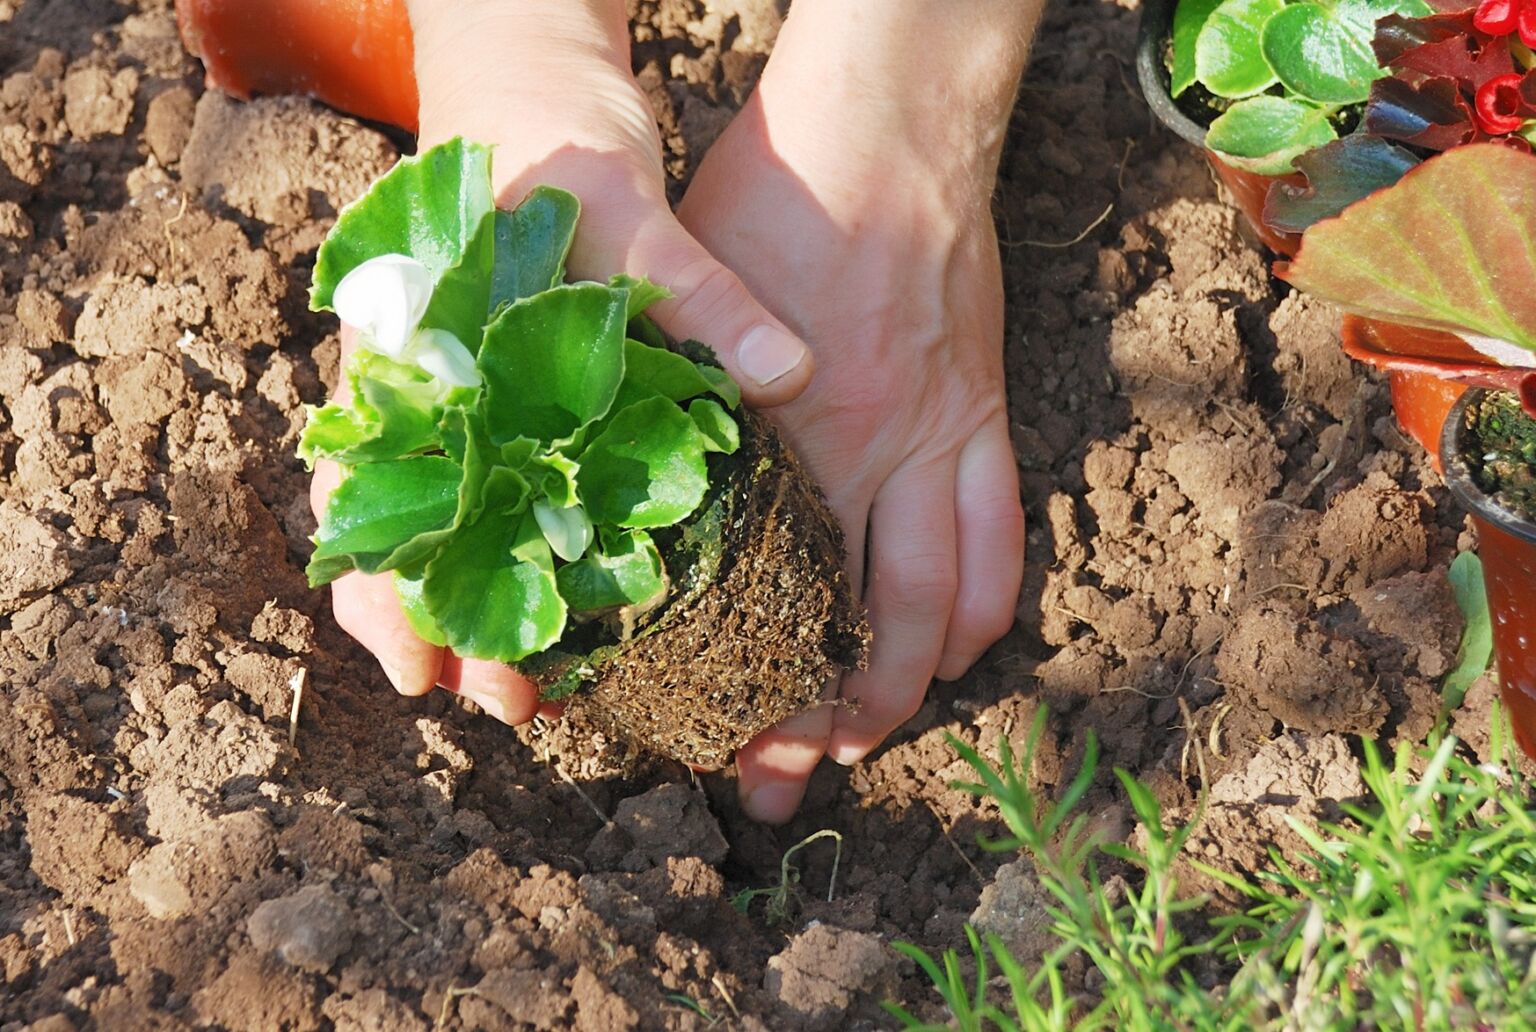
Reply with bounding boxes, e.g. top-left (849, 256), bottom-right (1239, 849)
top-left (528, 449), bottom-right (581, 508)
top-left (419, 207), bottom-right (497, 349)
top-left (688, 398), bottom-right (740, 454)
top-left (695, 363), bottom-right (742, 409)
top-left (1261, 0), bottom-right (1422, 105)
top-left (298, 351), bottom-right (445, 467)
top-left (628, 313), bottom-right (669, 350)
top-left (619, 338), bottom-right (730, 407)
top-left (1444, 551), bottom-right (1493, 710)
top-left (1277, 144), bottom-right (1536, 352)
top-left (423, 507), bottom-right (567, 663)
top-left (555, 528), bottom-right (667, 612)
top-left (578, 396), bottom-right (709, 528)
top-left (1205, 96), bottom-right (1338, 175)
top-left (1172, 0), bottom-right (1224, 98)
top-left (479, 283), bottom-right (629, 444)
top-left (1195, 0), bottom-right (1285, 99)
top-left (308, 456), bottom-right (463, 583)
top-left (311, 138), bottom-right (495, 312)
top-left (489, 186), bottom-right (581, 310)
top-left (394, 566), bottom-right (448, 647)
top-left (610, 274), bottom-right (673, 320)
